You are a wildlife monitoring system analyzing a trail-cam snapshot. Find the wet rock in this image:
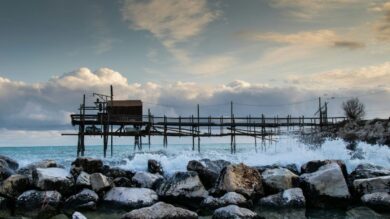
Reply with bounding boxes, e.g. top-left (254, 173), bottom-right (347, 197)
top-left (214, 163), bottom-right (263, 198)
top-left (300, 163), bottom-right (350, 208)
top-left (257, 208), bottom-right (305, 219)
top-left (346, 206), bottom-right (383, 219)
top-left (0, 155), bottom-right (19, 170)
top-left (353, 175), bottom-right (390, 195)
top-left (156, 171), bottom-right (207, 207)
top-left (0, 174), bottom-right (31, 198)
top-left (33, 168), bottom-right (74, 194)
top-left (201, 192), bottom-right (248, 212)
top-left (261, 168), bottom-right (299, 193)
top-left (75, 171), bottom-right (91, 188)
top-left (187, 159), bottom-right (230, 189)
top-left (50, 214), bottom-right (69, 219)
top-left (113, 177), bottom-right (133, 187)
top-left (259, 188), bottom-right (305, 208)
top-left (0, 166), bottom-right (15, 181)
top-left (0, 196), bottom-right (11, 218)
top-left (361, 192), bottom-right (390, 212)
top-left (148, 159), bottom-right (164, 175)
top-left (102, 167), bottom-right (134, 179)
top-left (72, 211), bottom-right (87, 219)
top-left (90, 173), bottom-right (111, 192)
top-left (254, 164), bottom-right (299, 175)
top-left (17, 159), bottom-right (61, 176)
top-left (64, 189), bottom-right (99, 212)
top-left (212, 205), bottom-right (259, 219)
top-left (121, 201), bottom-right (198, 219)
top-left (71, 157), bottom-right (103, 174)
top-left (132, 171), bottom-right (163, 189)
top-left (104, 187), bottom-right (158, 209)
top-left (301, 160), bottom-right (348, 180)
top-left (16, 190), bottom-right (62, 218)
top-left (349, 163), bottom-right (390, 182)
